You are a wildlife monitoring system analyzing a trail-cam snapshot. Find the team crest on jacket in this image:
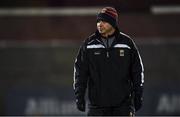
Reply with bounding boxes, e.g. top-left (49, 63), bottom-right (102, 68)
top-left (119, 49), bottom-right (124, 56)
